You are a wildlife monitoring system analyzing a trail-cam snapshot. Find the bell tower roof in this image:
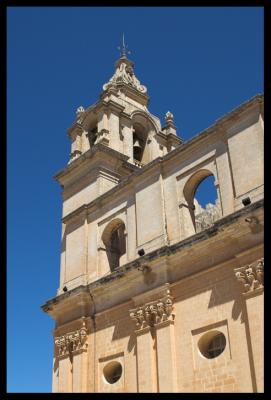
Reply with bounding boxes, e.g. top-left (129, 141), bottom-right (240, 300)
top-left (102, 35), bottom-right (149, 106)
